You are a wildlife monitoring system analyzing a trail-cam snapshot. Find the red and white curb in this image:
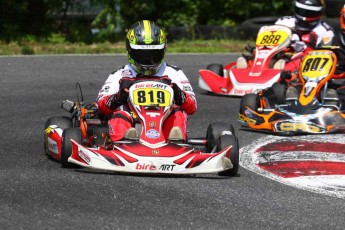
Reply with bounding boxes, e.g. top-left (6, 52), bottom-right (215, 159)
top-left (240, 135), bottom-right (345, 198)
